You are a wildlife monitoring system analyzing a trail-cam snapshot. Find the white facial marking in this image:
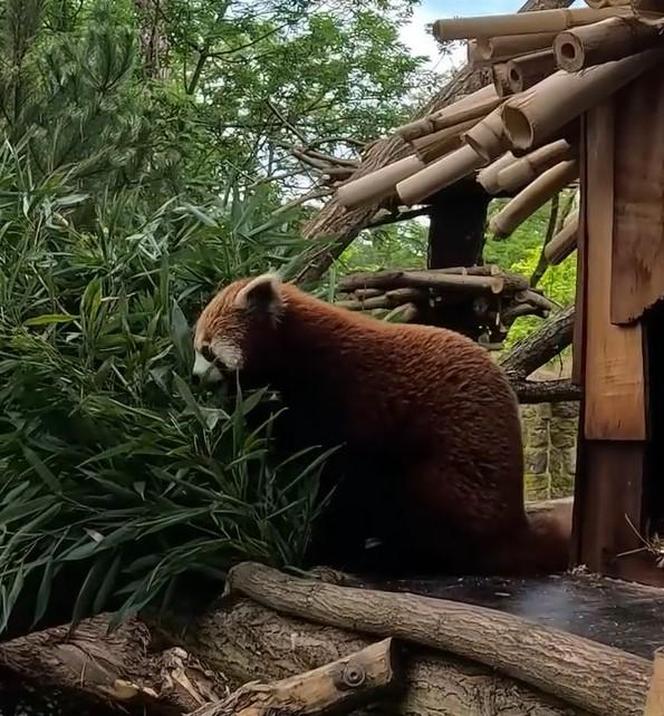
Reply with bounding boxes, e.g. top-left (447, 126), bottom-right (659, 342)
top-left (211, 338), bottom-right (244, 371)
top-left (193, 350), bottom-right (222, 383)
